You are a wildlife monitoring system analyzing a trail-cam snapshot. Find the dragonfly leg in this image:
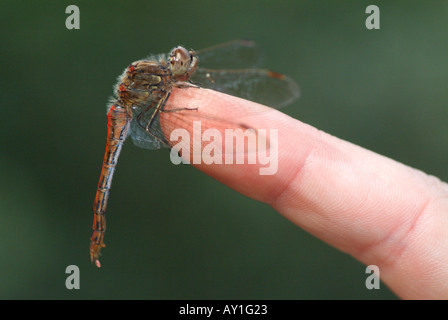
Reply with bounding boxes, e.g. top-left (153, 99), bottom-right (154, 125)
top-left (144, 91), bottom-right (170, 129)
top-left (173, 81), bottom-right (199, 89)
top-left (134, 91), bottom-right (172, 146)
top-left (159, 106), bottom-right (198, 113)
top-left (159, 87), bottom-right (198, 113)
top-left (136, 89), bottom-right (198, 146)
